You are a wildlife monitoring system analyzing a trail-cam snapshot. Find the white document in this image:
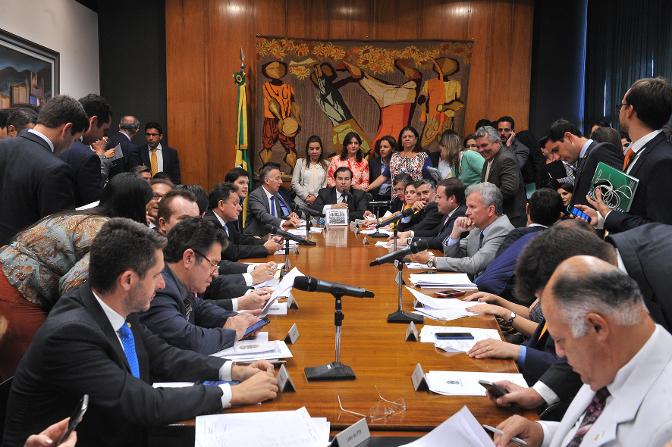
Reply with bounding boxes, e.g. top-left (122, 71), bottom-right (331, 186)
top-left (405, 262), bottom-right (436, 270)
top-left (419, 325), bottom-right (501, 353)
top-left (400, 406), bottom-right (494, 447)
top-left (266, 301), bottom-right (288, 315)
top-left (152, 382), bottom-right (194, 388)
top-left (196, 407), bottom-right (328, 447)
top-left (211, 339), bottom-right (293, 362)
top-left (375, 241), bottom-right (392, 248)
top-left (359, 228), bottom-right (392, 236)
top-left (407, 287), bottom-right (475, 312)
top-left (414, 308), bottom-right (472, 322)
top-left (109, 143), bottom-right (124, 161)
top-left (409, 273), bottom-right (478, 290)
top-left (425, 371), bottom-right (527, 396)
